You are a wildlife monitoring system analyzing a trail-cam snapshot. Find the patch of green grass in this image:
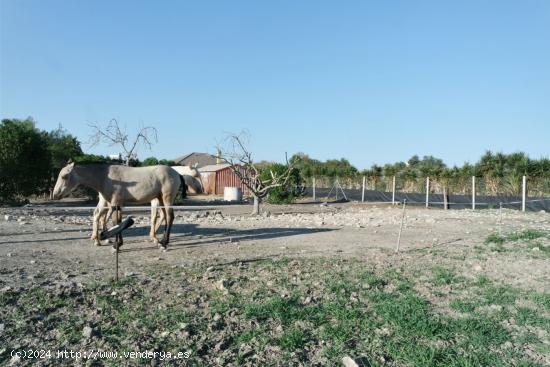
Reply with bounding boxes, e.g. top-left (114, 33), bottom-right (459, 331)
top-left (3, 260), bottom-right (549, 367)
top-left (277, 328), bottom-right (309, 351)
top-left (485, 229), bottom-right (548, 245)
top-left (270, 257), bottom-right (290, 266)
top-left (485, 233), bottom-right (505, 245)
top-left (530, 292), bottom-right (550, 312)
top-left (508, 229), bottom-right (547, 241)
top-left (483, 284), bottom-right (519, 306)
top-left (432, 266), bottom-right (463, 285)
top-left (515, 307), bottom-right (550, 327)
top-left (473, 274), bottom-right (491, 287)
top-left (450, 299), bottom-right (478, 313)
